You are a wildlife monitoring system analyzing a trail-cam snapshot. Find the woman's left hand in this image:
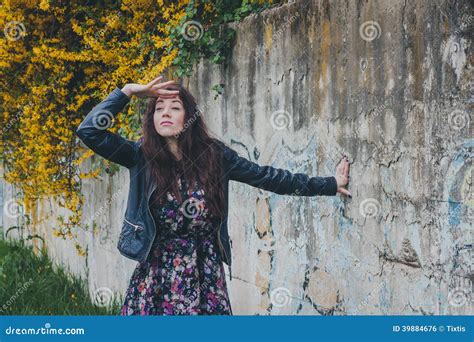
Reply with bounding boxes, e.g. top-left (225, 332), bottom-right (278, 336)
top-left (121, 76), bottom-right (179, 99)
top-left (335, 155), bottom-right (352, 198)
